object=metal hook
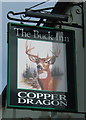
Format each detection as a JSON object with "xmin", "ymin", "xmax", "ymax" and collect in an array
[{"xmin": 7, "ymin": 11, "xmax": 25, "ymax": 22}]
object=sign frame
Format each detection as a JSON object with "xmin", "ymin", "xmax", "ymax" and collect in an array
[{"xmin": 7, "ymin": 22, "xmax": 77, "ymax": 112}]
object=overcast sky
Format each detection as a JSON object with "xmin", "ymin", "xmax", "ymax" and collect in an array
[{"xmin": 0, "ymin": 1, "xmax": 57, "ymax": 94}]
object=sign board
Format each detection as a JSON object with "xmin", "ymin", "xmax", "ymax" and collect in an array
[{"xmin": 7, "ymin": 22, "xmax": 77, "ymax": 112}]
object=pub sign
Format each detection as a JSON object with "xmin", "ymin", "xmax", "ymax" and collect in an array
[{"xmin": 7, "ymin": 22, "xmax": 77, "ymax": 112}]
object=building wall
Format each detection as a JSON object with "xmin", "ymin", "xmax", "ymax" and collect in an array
[
  {"xmin": 1, "ymin": 107, "xmax": 85, "ymax": 119},
  {"xmin": 83, "ymin": 2, "xmax": 86, "ymax": 113}
]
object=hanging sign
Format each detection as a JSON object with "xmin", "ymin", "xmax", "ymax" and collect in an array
[{"xmin": 7, "ymin": 22, "xmax": 77, "ymax": 112}]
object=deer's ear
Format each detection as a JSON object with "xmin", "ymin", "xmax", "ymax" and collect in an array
[
  {"xmin": 45, "ymin": 57, "xmax": 56, "ymax": 64},
  {"xmin": 29, "ymin": 56, "xmax": 39, "ymax": 63}
]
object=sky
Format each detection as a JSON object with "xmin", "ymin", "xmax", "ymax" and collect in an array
[{"xmin": 0, "ymin": 1, "xmax": 57, "ymax": 94}]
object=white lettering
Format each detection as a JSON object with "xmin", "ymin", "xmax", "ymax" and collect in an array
[
  {"xmin": 18, "ymin": 91, "xmax": 27, "ymax": 98},
  {"xmin": 27, "ymin": 92, "xmax": 36, "ymax": 99},
  {"xmin": 18, "ymin": 98, "xmax": 26, "ymax": 104}
]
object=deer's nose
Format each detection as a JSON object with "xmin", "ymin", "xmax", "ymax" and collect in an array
[{"xmin": 37, "ymin": 65, "xmax": 41, "ymax": 69}]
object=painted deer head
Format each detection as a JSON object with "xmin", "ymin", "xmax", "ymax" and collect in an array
[{"xmin": 25, "ymin": 40, "xmax": 60, "ymax": 90}]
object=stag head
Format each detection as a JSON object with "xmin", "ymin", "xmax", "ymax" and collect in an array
[{"xmin": 25, "ymin": 40, "xmax": 60, "ymax": 80}]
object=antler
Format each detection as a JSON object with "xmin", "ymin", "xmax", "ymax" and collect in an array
[
  {"xmin": 43, "ymin": 45, "xmax": 60, "ymax": 64},
  {"xmin": 25, "ymin": 40, "xmax": 39, "ymax": 63},
  {"xmin": 50, "ymin": 45, "xmax": 60, "ymax": 57},
  {"xmin": 26, "ymin": 40, "xmax": 35, "ymax": 55}
]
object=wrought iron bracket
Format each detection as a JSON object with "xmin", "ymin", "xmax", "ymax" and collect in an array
[
  {"xmin": 7, "ymin": 8, "xmax": 68, "ymax": 24},
  {"xmin": 7, "ymin": 3, "xmax": 83, "ymax": 29}
]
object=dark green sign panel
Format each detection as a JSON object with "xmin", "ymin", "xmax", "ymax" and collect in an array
[{"xmin": 7, "ymin": 22, "xmax": 77, "ymax": 112}]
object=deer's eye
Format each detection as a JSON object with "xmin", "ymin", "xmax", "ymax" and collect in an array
[
  {"xmin": 35, "ymin": 58, "xmax": 39, "ymax": 63},
  {"xmin": 45, "ymin": 59, "xmax": 51, "ymax": 64},
  {"xmin": 45, "ymin": 61, "xmax": 49, "ymax": 63},
  {"xmin": 45, "ymin": 57, "xmax": 56, "ymax": 64},
  {"xmin": 35, "ymin": 58, "xmax": 38, "ymax": 61}
]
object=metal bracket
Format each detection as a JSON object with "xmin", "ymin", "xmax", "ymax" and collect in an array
[
  {"xmin": 7, "ymin": 3, "xmax": 83, "ymax": 28},
  {"xmin": 7, "ymin": 8, "xmax": 68, "ymax": 24},
  {"xmin": 7, "ymin": 9, "xmax": 82, "ymax": 28}
]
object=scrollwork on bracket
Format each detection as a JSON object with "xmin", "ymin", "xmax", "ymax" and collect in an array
[
  {"xmin": 7, "ymin": 11, "xmax": 25, "ymax": 22},
  {"xmin": 65, "ymin": 2, "xmax": 83, "ymax": 27},
  {"xmin": 72, "ymin": 2, "xmax": 82, "ymax": 14},
  {"xmin": 76, "ymin": 4, "xmax": 82, "ymax": 14}
]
